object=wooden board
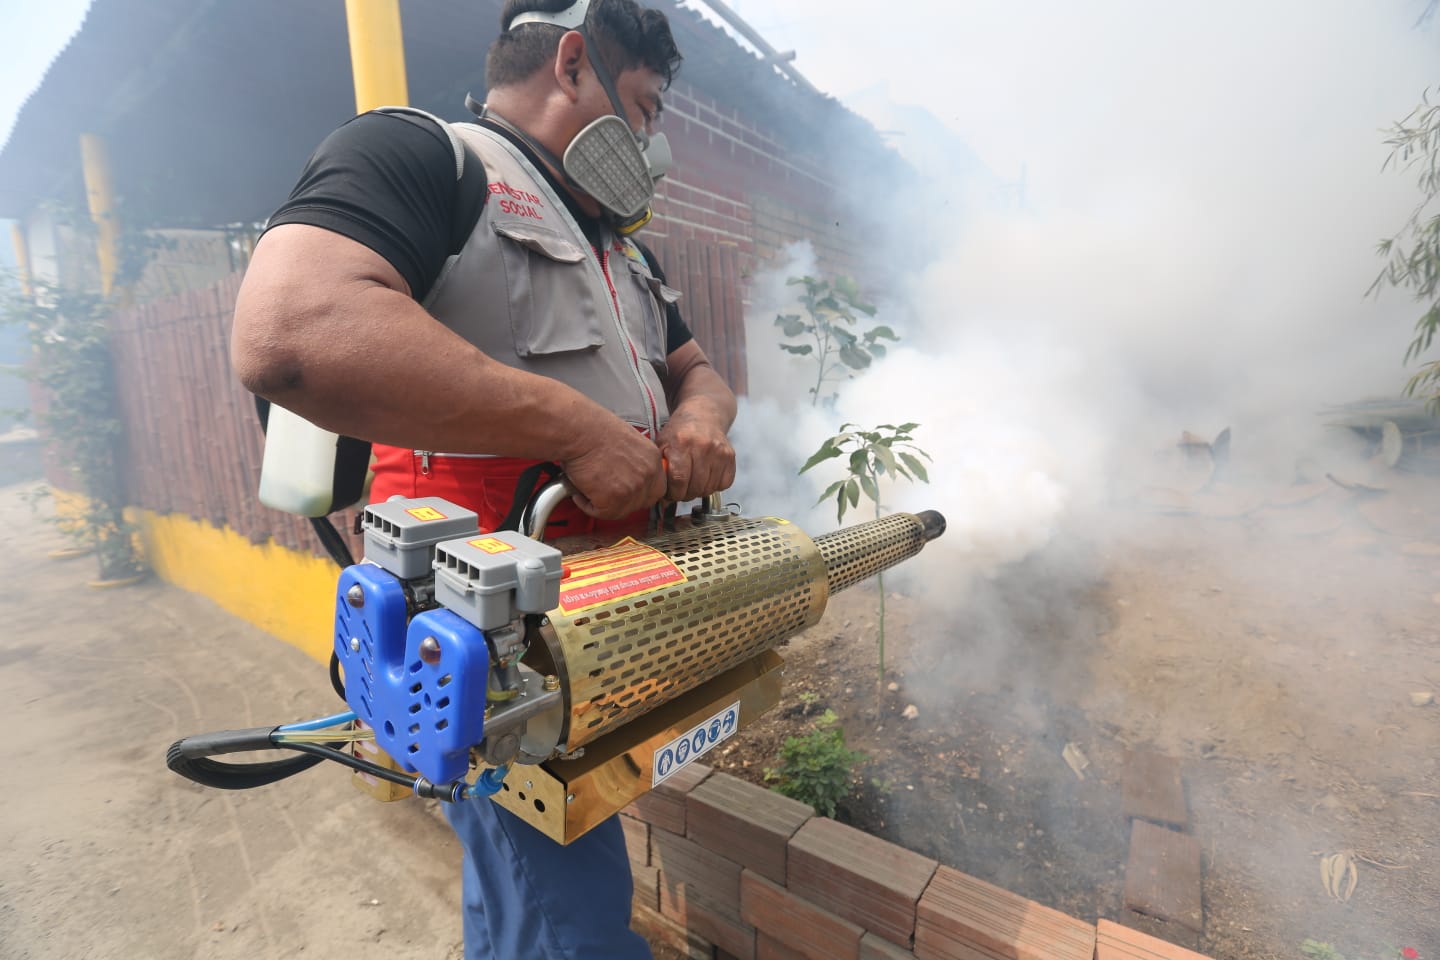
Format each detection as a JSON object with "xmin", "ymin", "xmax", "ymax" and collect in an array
[
  {"xmin": 1124, "ymin": 821, "xmax": 1203, "ymax": 932},
  {"xmin": 1122, "ymin": 750, "xmax": 1188, "ymax": 828}
]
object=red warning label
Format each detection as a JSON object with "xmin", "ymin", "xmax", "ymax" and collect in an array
[{"xmin": 557, "ymin": 537, "xmax": 687, "ymax": 614}]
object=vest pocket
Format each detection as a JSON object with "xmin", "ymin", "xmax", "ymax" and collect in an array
[
  {"xmin": 492, "ymin": 220, "xmax": 605, "ymax": 357},
  {"xmin": 624, "ymin": 257, "xmax": 679, "ymax": 371}
]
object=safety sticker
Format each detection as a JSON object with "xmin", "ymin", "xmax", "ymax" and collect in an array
[
  {"xmin": 406, "ymin": 506, "xmax": 448, "ymax": 522},
  {"xmin": 556, "ymin": 537, "xmax": 687, "ymax": 614},
  {"xmin": 467, "ymin": 537, "xmax": 514, "ymax": 555},
  {"xmin": 653, "ymin": 701, "xmax": 740, "ymax": 787}
]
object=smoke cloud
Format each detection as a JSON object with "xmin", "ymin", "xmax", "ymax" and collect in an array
[{"xmin": 725, "ymin": 2, "xmax": 1439, "ymax": 951}]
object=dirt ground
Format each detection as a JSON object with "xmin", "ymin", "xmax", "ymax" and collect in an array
[
  {"xmin": 0, "ymin": 484, "xmax": 693, "ymax": 960},
  {"xmin": 4, "ymin": 466, "xmax": 1438, "ymax": 960},
  {"xmin": 711, "ymin": 470, "xmax": 1440, "ymax": 960}
]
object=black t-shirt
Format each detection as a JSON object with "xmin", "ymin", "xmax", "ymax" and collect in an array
[{"xmin": 266, "ymin": 110, "xmax": 693, "ymax": 352}]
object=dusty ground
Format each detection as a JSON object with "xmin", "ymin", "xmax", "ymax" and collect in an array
[
  {"xmin": 713, "ymin": 470, "xmax": 1440, "ymax": 960},
  {"xmin": 0, "ymin": 484, "xmax": 692, "ymax": 960},
  {"xmin": 5, "ymin": 467, "xmax": 1438, "ymax": 960}
]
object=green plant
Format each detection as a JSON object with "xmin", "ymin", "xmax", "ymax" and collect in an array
[
  {"xmin": 764, "ymin": 709, "xmax": 867, "ymax": 818},
  {"xmin": 1, "ymin": 277, "xmax": 143, "ymax": 580},
  {"xmin": 1371, "ymin": 87, "xmax": 1440, "ymax": 408},
  {"xmin": 801, "ymin": 423, "xmax": 931, "ymax": 698},
  {"xmin": 775, "ymin": 275, "xmax": 897, "ymax": 407}
]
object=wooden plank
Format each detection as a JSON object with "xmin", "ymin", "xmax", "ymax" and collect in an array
[
  {"xmin": 914, "ymin": 866, "xmax": 1094, "ymax": 960},
  {"xmin": 687, "ymin": 770, "xmax": 811, "ymax": 885},
  {"xmin": 1095, "ymin": 918, "xmax": 1214, "ymax": 960},
  {"xmin": 741, "ymin": 870, "xmax": 863, "ymax": 960},
  {"xmin": 787, "ymin": 817, "xmax": 937, "ymax": 947},
  {"xmin": 1123, "ymin": 821, "xmax": 1203, "ymax": 933},
  {"xmin": 624, "ymin": 761, "xmax": 712, "ymax": 835},
  {"xmin": 1122, "ymin": 751, "xmax": 1187, "ymax": 828}
]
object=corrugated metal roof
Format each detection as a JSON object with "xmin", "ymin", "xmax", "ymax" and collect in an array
[{"xmin": 0, "ymin": 0, "xmax": 900, "ymax": 223}]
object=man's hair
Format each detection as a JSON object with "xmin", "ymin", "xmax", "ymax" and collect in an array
[{"xmin": 487, "ymin": 0, "xmax": 682, "ymax": 91}]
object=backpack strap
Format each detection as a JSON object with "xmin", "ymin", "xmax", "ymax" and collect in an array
[{"xmin": 372, "ymin": 105, "xmax": 488, "ymax": 255}]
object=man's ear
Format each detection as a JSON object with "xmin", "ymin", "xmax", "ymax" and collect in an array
[{"xmin": 554, "ymin": 30, "xmax": 588, "ymax": 103}]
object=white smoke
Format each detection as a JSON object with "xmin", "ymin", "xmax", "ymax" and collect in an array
[{"xmin": 733, "ymin": 1, "xmax": 1436, "ymax": 581}]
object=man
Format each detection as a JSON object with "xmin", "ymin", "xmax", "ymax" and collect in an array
[{"xmin": 231, "ymin": 1, "xmax": 736, "ymax": 956}]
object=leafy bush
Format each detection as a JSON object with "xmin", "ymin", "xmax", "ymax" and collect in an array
[
  {"xmin": 764, "ymin": 709, "xmax": 867, "ymax": 818},
  {"xmin": 774, "ymin": 275, "xmax": 896, "ymax": 407},
  {"xmin": 1, "ymin": 279, "xmax": 143, "ymax": 580}
]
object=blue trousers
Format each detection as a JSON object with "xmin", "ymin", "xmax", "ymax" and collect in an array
[{"xmin": 446, "ymin": 797, "xmax": 652, "ymax": 959}]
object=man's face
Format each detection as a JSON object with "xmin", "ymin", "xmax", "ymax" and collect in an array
[{"xmin": 574, "ymin": 54, "xmax": 665, "ymax": 141}]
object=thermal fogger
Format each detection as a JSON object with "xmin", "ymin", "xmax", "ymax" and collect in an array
[{"xmin": 167, "ymin": 487, "xmax": 945, "ymax": 844}]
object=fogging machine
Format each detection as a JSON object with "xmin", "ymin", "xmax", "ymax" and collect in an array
[{"xmin": 167, "ymin": 484, "xmax": 945, "ymax": 843}]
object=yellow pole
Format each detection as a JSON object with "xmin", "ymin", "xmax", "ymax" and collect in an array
[
  {"xmin": 10, "ymin": 222, "xmax": 33, "ymax": 297},
  {"xmin": 79, "ymin": 133, "xmax": 120, "ymax": 297},
  {"xmin": 344, "ymin": 0, "xmax": 409, "ymax": 112}
]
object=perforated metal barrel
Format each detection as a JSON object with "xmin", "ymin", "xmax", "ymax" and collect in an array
[
  {"xmin": 814, "ymin": 512, "xmax": 935, "ymax": 595},
  {"xmin": 537, "ymin": 511, "xmax": 940, "ymax": 751}
]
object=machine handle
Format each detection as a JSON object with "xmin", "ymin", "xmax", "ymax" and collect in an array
[{"xmin": 522, "ymin": 476, "xmax": 730, "ymax": 540}]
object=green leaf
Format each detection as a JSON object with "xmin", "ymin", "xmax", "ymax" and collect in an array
[
  {"xmin": 778, "ymin": 315, "xmax": 808, "ymax": 337},
  {"xmin": 839, "ymin": 344, "xmax": 872, "ymax": 370},
  {"xmin": 872, "ymin": 443, "xmax": 898, "ymax": 475},
  {"xmin": 846, "ymin": 479, "xmax": 860, "ymax": 508},
  {"xmin": 865, "ymin": 325, "xmax": 899, "ymax": 342},
  {"xmin": 835, "ymin": 482, "xmax": 848, "ymax": 523},
  {"xmin": 814, "ymin": 478, "xmax": 847, "ymax": 505},
  {"xmin": 868, "ymin": 344, "xmax": 887, "ymax": 358},
  {"xmin": 799, "ymin": 441, "xmax": 842, "ymax": 473},
  {"xmin": 780, "ymin": 344, "xmax": 814, "ymax": 355},
  {"xmin": 899, "ymin": 452, "xmax": 929, "ymax": 483},
  {"xmin": 896, "ymin": 422, "xmax": 920, "ymax": 433},
  {"xmin": 859, "ymin": 472, "xmax": 879, "ymax": 503}
]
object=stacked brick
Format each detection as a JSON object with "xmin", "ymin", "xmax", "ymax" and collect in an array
[{"xmin": 621, "ymin": 763, "xmax": 1215, "ymax": 960}]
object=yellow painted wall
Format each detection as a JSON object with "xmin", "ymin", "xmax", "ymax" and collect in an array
[
  {"xmin": 134, "ymin": 508, "xmax": 339, "ymax": 663},
  {"xmin": 56, "ymin": 490, "xmax": 337, "ymax": 663}
]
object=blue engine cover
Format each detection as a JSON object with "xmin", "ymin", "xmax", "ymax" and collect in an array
[{"xmin": 334, "ymin": 564, "xmax": 489, "ymax": 784}]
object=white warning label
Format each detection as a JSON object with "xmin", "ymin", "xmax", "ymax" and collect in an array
[{"xmin": 652, "ymin": 701, "xmax": 741, "ymax": 787}]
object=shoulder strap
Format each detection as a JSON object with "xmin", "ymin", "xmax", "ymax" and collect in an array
[{"xmin": 372, "ymin": 105, "xmax": 488, "ymax": 255}]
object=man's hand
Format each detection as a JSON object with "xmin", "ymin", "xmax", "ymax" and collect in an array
[
  {"xmin": 657, "ymin": 403, "xmax": 736, "ymax": 502},
  {"xmin": 658, "ymin": 341, "xmax": 738, "ymax": 503},
  {"xmin": 562, "ymin": 415, "xmax": 668, "ymax": 519}
]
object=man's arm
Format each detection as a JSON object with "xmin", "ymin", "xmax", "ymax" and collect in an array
[
  {"xmin": 657, "ymin": 339, "xmax": 737, "ymax": 502},
  {"xmin": 232, "ymin": 223, "xmax": 666, "ymax": 519}
]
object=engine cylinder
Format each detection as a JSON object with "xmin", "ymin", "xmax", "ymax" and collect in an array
[{"xmin": 535, "ymin": 511, "xmax": 939, "ymax": 751}]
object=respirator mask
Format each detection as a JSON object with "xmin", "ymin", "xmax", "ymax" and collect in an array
[{"xmin": 498, "ymin": 0, "xmax": 672, "ymax": 235}]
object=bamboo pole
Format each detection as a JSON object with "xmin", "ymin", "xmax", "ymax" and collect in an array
[
  {"xmin": 79, "ymin": 133, "xmax": 120, "ymax": 297},
  {"xmin": 344, "ymin": 0, "xmax": 409, "ymax": 112},
  {"xmin": 10, "ymin": 222, "xmax": 33, "ymax": 296}
]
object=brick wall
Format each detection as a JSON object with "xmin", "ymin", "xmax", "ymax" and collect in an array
[
  {"xmin": 648, "ymin": 81, "xmax": 865, "ymax": 290},
  {"xmin": 622, "ymin": 764, "xmax": 1215, "ymax": 960}
]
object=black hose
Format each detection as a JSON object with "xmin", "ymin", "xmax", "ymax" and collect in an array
[
  {"xmin": 310, "ymin": 516, "xmax": 356, "ymax": 569},
  {"xmin": 329, "ymin": 652, "xmax": 346, "ymax": 701},
  {"xmin": 280, "ymin": 741, "xmax": 421, "ymax": 791},
  {"xmin": 166, "ymin": 727, "xmax": 324, "ymax": 791}
]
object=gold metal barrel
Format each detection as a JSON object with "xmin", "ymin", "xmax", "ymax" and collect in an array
[
  {"xmin": 534, "ymin": 509, "xmax": 947, "ymax": 752},
  {"xmin": 814, "ymin": 511, "xmax": 942, "ymax": 594},
  {"xmin": 538, "ymin": 516, "xmax": 830, "ymax": 750}
]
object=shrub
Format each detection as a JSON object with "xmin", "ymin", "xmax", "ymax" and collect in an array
[{"xmin": 764, "ymin": 709, "xmax": 867, "ymax": 818}]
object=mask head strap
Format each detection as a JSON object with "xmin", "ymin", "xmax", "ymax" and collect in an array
[
  {"xmin": 506, "ymin": 0, "xmax": 640, "ymax": 147},
  {"xmin": 508, "ymin": 0, "xmax": 590, "ymax": 31}
]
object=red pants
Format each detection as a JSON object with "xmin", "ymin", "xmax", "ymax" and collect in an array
[{"xmin": 368, "ymin": 444, "xmax": 644, "ymax": 537}]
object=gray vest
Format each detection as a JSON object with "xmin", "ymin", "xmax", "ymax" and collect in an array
[{"xmin": 424, "ymin": 123, "xmax": 679, "ymax": 438}]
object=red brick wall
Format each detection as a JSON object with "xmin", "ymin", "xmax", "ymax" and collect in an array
[
  {"xmin": 623, "ymin": 763, "xmax": 1215, "ymax": 960},
  {"xmin": 648, "ymin": 81, "xmax": 863, "ymax": 289}
]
